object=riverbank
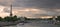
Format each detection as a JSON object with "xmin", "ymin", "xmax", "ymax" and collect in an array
[{"xmin": 0, "ymin": 20, "xmax": 21, "ymax": 26}]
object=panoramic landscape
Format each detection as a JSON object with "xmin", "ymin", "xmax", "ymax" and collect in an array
[{"xmin": 0, "ymin": 0, "xmax": 60, "ymax": 27}]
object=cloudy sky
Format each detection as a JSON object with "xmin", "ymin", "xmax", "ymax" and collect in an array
[{"xmin": 0, "ymin": 0, "xmax": 60, "ymax": 18}]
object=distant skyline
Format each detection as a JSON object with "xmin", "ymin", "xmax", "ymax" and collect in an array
[{"xmin": 0, "ymin": 0, "xmax": 60, "ymax": 18}]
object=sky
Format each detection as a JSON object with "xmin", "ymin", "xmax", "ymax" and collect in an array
[{"xmin": 0, "ymin": 0, "xmax": 60, "ymax": 18}]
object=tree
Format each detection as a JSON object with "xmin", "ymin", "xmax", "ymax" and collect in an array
[
  {"xmin": 47, "ymin": 18, "xmax": 53, "ymax": 20},
  {"xmin": 4, "ymin": 16, "xmax": 10, "ymax": 22},
  {"xmin": 24, "ymin": 17, "xmax": 27, "ymax": 20},
  {"xmin": 14, "ymin": 15, "xmax": 17, "ymax": 18},
  {"xmin": 56, "ymin": 16, "xmax": 60, "ymax": 21},
  {"xmin": 3, "ymin": 15, "xmax": 18, "ymax": 22},
  {"xmin": 12, "ymin": 15, "xmax": 18, "ymax": 21},
  {"xmin": 0, "ymin": 17, "xmax": 3, "ymax": 21},
  {"xmin": 4, "ymin": 16, "xmax": 13, "ymax": 22}
]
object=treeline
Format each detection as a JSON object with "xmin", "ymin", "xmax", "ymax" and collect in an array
[
  {"xmin": 47, "ymin": 16, "xmax": 60, "ymax": 21},
  {"xmin": 0, "ymin": 16, "xmax": 60, "ymax": 22},
  {"xmin": 0, "ymin": 15, "xmax": 27, "ymax": 22}
]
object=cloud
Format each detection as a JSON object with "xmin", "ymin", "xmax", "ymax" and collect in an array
[
  {"xmin": 0, "ymin": 0, "xmax": 60, "ymax": 8},
  {"xmin": 0, "ymin": 6, "xmax": 9, "ymax": 17},
  {"xmin": 10, "ymin": 0, "xmax": 60, "ymax": 8},
  {"xmin": 0, "ymin": 0, "xmax": 14, "ymax": 6},
  {"xmin": 3, "ymin": 7, "xmax": 60, "ymax": 18},
  {"xmin": 0, "ymin": 0, "xmax": 60, "ymax": 18}
]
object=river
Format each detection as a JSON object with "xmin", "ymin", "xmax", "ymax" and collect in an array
[{"xmin": 3, "ymin": 20, "xmax": 60, "ymax": 27}]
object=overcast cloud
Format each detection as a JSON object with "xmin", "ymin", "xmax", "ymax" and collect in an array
[{"xmin": 0, "ymin": 0, "xmax": 60, "ymax": 18}]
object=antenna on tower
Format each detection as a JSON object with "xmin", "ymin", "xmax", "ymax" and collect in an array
[{"xmin": 10, "ymin": 4, "xmax": 13, "ymax": 17}]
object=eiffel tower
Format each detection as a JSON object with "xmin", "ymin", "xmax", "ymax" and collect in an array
[{"xmin": 10, "ymin": 4, "xmax": 13, "ymax": 17}]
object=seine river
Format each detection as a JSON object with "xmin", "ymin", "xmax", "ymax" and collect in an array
[{"xmin": 3, "ymin": 20, "xmax": 60, "ymax": 27}]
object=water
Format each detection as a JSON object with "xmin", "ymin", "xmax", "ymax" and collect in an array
[{"xmin": 3, "ymin": 20, "xmax": 60, "ymax": 27}]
